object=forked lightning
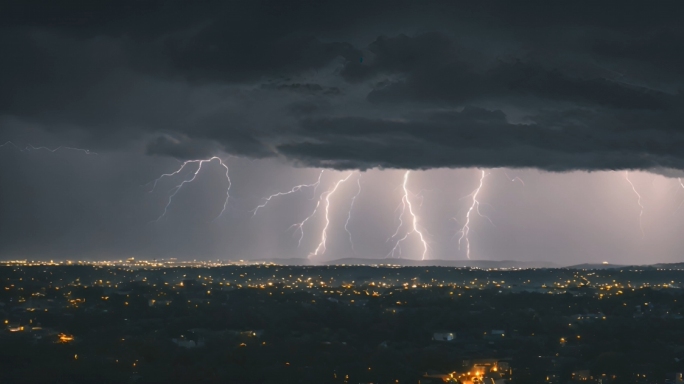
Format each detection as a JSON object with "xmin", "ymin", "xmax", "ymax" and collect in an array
[
  {"xmin": 387, "ymin": 171, "xmax": 428, "ymax": 260},
  {"xmin": 149, "ymin": 157, "xmax": 231, "ymax": 222},
  {"xmin": 252, "ymin": 170, "xmax": 324, "ymax": 216}
]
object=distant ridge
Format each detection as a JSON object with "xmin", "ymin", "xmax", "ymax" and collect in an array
[
  {"xmin": 565, "ymin": 262, "xmax": 684, "ymax": 270},
  {"xmin": 253, "ymin": 258, "xmax": 311, "ymax": 266},
  {"xmin": 650, "ymin": 262, "xmax": 684, "ymax": 269},
  {"xmin": 252, "ymin": 258, "xmax": 684, "ymax": 270},
  {"xmin": 326, "ymin": 258, "xmax": 560, "ymax": 268},
  {"xmin": 255, "ymin": 257, "xmax": 558, "ymax": 269},
  {"xmin": 564, "ymin": 263, "xmax": 628, "ymax": 270}
]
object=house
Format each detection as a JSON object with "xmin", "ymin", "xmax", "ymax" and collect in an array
[
  {"xmin": 239, "ymin": 330, "xmax": 264, "ymax": 338},
  {"xmin": 172, "ymin": 338, "xmax": 201, "ymax": 348},
  {"xmin": 172, "ymin": 334, "xmax": 205, "ymax": 348},
  {"xmin": 571, "ymin": 370, "xmax": 591, "ymax": 381},
  {"xmin": 484, "ymin": 329, "xmax": 506, "ymax": 341},
  {"xmin": 432, "ymin": 331, "xmax": 455, "ymax": 342},
  {"xmin": 148, "ymin": 299, "xmax": 172, "ymax": 307},
  {"xmin": 664, "ymin": 372, "xmax": 684, "ymax": 384}
]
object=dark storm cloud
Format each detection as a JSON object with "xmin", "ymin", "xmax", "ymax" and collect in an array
[
  {"xmin": 145, "ymin": 135, "xmax": 220, "ymax": 160},
  {"xmin": 363, "ymin": 54, "xmax": 671, "ymax": 110},
  {"xmin": 278, "ymin": 106, "xmax": 684, "ymax": 171},
  {"xmin": 340, "ymin": 32, "xmax": 465, "ymax": 84},
  {"xmin": 162, "ymin": 32, "xmax": 358, "ymax": 83},
  {"xmin": 2, "ymin": 0, "xmax": 684, "ymax": 171},
  {"xmin": 602, "ymin": 30, "xmax": 684, "ymax": 70},
  {"xmin": 260, "ymin": 83, "xmax": 341, "ymax": 96}
]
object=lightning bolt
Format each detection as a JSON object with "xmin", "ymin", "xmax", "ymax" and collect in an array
[
  {"xmin": 1, "ymin": 141, "xmax": 96, "ymax": 154},
  {"xmin": 216, "ymin": 160, "xmax": 231, "ymax": 220},
  {"xmin": 389, "ymin": 191, "xmax": 407, "ymax": 240},
  {"xmin": 503, "ymin": 171, "xmax": 525, "ymax": 186},
  {"xmin": 252, "ymin": 170, "xmax": 324, "ymax": 216},
  {"xmin": 387, "ymin": 171, "xmax": 428, "ymax": 260},
  {"xmin": 147, "ymin": 160, "xmax": 199, "ymax": 193},
  {"xmin": 624, "ymin": 171, "xmax": 644, "ymax": 237},
  {"xmin": 24, "ymin": 144, "xmax": 96, "ymax": 155},
  {"xmin": 676, "ymin": 178, "xmax": 684, "ymax": 210},
  {"xmin": 310, "ymin": 172, "xmax": 354, "ymax": 258},
  {"xmin": 0, "ymin": 141, "xmax": 20, "ymax": 150},
  {"xmin": 344, "ymin": 174, "xmax": 362, "ymax": 255},
  {"xmin": 150, "ymin": 157, "xmax": 231, "ymax": 222},
  {"xmin": 457, "ymin": 169, "xmax": 491, "ymax": 260},
  {"xmin": 290, "ymin": 198, "xmax": 323, "ymax": 247},
  {"xmin": 415, "ymin": 189, "xmax": 439, "ymax": 207}
]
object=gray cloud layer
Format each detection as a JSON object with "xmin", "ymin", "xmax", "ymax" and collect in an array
[{"xmin": 2, "ymin": 1, "xmax": 684, "ymax": 171}]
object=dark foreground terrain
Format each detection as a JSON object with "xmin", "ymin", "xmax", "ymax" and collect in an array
[{"xmin": 2, "ymin": 261, "xmax": 684, "ymax": 383}]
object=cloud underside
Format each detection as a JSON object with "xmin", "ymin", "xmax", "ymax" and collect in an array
[{"xmin": 2, "ymin": 1, "xmax": 684, "ymax": 171}]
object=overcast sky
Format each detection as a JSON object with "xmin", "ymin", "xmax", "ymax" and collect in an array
[{"xmin": 2, "ymin": 1, "xmax": 684, "ymax": 265}]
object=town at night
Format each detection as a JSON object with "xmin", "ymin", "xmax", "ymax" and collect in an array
[{"xmin": 3, "ymin": 260, "xmax": 684, "ymax": 383}]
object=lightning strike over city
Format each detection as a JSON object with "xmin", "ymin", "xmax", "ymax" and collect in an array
[
  {"xmin": 309, "ymin": 172, "xmax": 354, "ymax": 258},
  {"xmin": 148, "ymin": 160, "xmax": 201, "ymax": 193},
  {"xmin": 503, "ymin": 171, "xmax": 525, "ymax": 186},
  {"xmin": 1, "ymin": 141, "xmax": 96, "ymax": 155},
  {"xmin": 389, "ymin": 192, "xmax": 407, "ymax": 242},
  {"xmin": 387, "ymin": 171, "xmax": 429, "ymax": 260},
  {"xmin": 1, "ymin": 141, "xmax": 21, "ymax": 150},
  {"xmin": 624, "ymin": 171, "xmax": 645, "ymax": 237},
  {"xmin": 457, "ymin": 169, "xmax": 491, "ymax": 260},
  {"xmin": 150, "ymin": 157, "xmax": 231, "ymax": 223},
  {"xmin": 289, "ymin": 185, "xmax": 328, "ymax": 248},
  {"xmin": 252, "ymin": 170, "xmax": 324, "ymax": 216},
  {"xmin": 344, "ymin": 174, "xmax": 362, "ymax": 254},
  {"xmin": 5, "ymin": 0, "xmax": 684, "ymax": 265}
]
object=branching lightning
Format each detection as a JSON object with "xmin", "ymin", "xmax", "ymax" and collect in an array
[
  {"xmin": 148, "ymin": 160, "xmax": 198, "ymax": 193},
  {"xmin": 415, "ymin": 189, "xmax": 439, "ymax": 207},
  {"xmin": 150, "ymin": 157, "xmax": 231, "ymax": 222},
  {"xmin": 389, "ymin": 195, "xmax": 407, "ymax": 240},
  {"xmin": 24, "ymin": 144, "xmax": 96, "ymax": 155},
  {"xmin": 624, "ymin": 171, "xmax": 644, "ymax": 237},
  {"xmin": 289, "ymin": 172, "xmax": 354, "ymax": 254},
  {"xmin": 1, "ymin": 141, "xmax": 96, "ymax": 155},
  {"xmin": 344, "ymin": 174, "xmax": 362, "ymax": 254},
  {"xmin": 0, "ymin": 141, "xmax": 20, "ymax": 150},
  {"xmin": 310, "ymin": 172, "xmax": 354, "ymax": 258},
  {"xmin": 503, "ymin": 171, "xmax": 525, "ymax": 186},
  {"xmin": 457, "ymin": 169, "xmax": 491, "ymax": 260},
  {"xmin": 252, "ymin": 170, "xmax": 324, "ymax": 216},
  {"xmin": 290, "ymin": 199, "xmax": 323, "ymax": 247},
  {"xmin": 387, "ymin": 171, "xmax": 428, "ymax": 260},
  {"xmin": 216, "ymin": 160, "xmax": 232, "ymax": 220},
  {"xmin": 676, "ymin": 178, "xmax": 684, "ymax": 210}
]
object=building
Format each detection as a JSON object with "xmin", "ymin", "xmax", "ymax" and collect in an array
[{"xmin": 432, "ymin": 331, "xmax": 455, "ymax": 342}]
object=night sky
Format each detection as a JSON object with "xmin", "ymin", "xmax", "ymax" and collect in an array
[{"xmin": 2, "ymin": 1, "xmax": 684, "ymax": 264}]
